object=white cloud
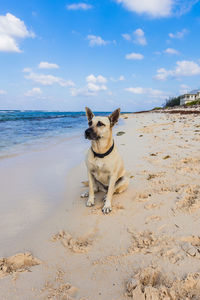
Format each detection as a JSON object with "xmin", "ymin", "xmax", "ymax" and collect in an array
[
  {"xmin": 122, "ymin": 33, "xmax": 131, "ymax": 41},
  {"xmin": 87, "ymin": 35, "xmax": 108, "ymax": 47},
  {"xmin": 86, "ymin": 74, "xmax": 107, "ymax": 84},
  {"xmin": 24, "ymin": 87, "xmax": 42, "ymax": 97},
  {"xmin": 38, "ymin": 62, "xmax": 59, "ymax": 69},
  {"xmin": 125, "ymin": 52, "xmax": 144, "ymax": 60},
  {"xmin": 125, "ymin": 86, "xmax": 165, "ymax": 98},
  {"xmin": 155, "ymin": 60, "xmax": 200, "ymax": 80},
  {"xmin": 0, "ymin": 13, "xmax": 34, "ymax": 52},
  {"xmin": 66, "ymin": 3, "xmax": 92, "ymax": 10},
  {"xmin": 164, "ymin": 48, "xmax": 180, "ymax": 55},
  {"xmin": 116, "ymin": 0, "xmax": 198, "ymax": 17},
  {"xmin": 116, "ymin": 0, "xmax": 173, "ymax": 17},
  {"xmin": 133, "ymin": 28, "xmax": 147, "ymax": 45},
  {"xmin": 110, "ymin": 75, "xmax": 125, "ymax": 82},
  {"xmin": 71, "ymin": 74, "xmax": 107, "ymax": 96},
  {"xmin": 154, "ymin": 68, "xmax": 171, "ymax": 80},
  {"xmin": 23, "ymin": 67, "xmax": 32, "ymax": 73},
  {"xmin": 0, "ymin": 89, "xmax": 7, "ymax": 95},
  {"xmin": 122, "ymin": 29, "xmax": 147, "ymax": 45},
  {"xmin": 169, "ymin": 29, "xmax": 188, "ymax": 39},
  {"xmin": 25, "ymin": 72, "xmax": 75, "ymax": 87}
]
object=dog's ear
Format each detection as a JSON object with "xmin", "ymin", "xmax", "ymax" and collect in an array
[
  {"xmin": 109, "ymin": 108, "xmax": 120, "ymax": 127},
  {"xmin": 85, "ymin": 107, "xmax": 94, "ymax": 122}
]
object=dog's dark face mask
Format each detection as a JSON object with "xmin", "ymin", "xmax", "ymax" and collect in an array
[{"xmin": 85, "ymin": 126, "xmax": 100, "ymax": 140}]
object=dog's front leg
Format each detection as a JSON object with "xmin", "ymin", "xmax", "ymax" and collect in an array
[
  {"xmin": 102, "ymin": 175, "xmax": 117, "ymax": 214},
  {"xmin": 86, "ymin": 171, "xmax": 95, "ymax": 207}
]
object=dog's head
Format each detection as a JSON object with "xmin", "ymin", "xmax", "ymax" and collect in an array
[{"xmin": 84, "ymin": 107, "xmax": 120, "ymax": 140}]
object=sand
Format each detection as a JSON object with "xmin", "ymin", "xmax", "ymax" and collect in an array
[{"xmin": 1, "ymin": 112, "xmax": 200, "ymax": 299}]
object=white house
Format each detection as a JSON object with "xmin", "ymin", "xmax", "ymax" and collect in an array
[{"xmin": 180, "ymin": 90, "xmax": 200, "ymax": 105}]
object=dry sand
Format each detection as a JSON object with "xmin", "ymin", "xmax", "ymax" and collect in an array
[{"xmin": 0, "ymin": 112, "xmax": 200, "ymax": 299}]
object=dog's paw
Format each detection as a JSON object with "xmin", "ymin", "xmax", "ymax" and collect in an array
[
  {"xmin": 81, "ymin": 192, "xmax": 89, "ymax": 198},
  {"xmin": 102, "ymin": 204, "xmax": 112, "ymax": 214},
  {"xmin": 86, "ymin": 199, "xmax": 95, "ymax": 207}
]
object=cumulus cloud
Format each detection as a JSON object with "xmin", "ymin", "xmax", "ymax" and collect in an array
[
  {"xmin": 133, "ymin": 29, "xmax": 147, "ymax": 45},
  {"xmin": 164, "ymin": 48, "xmax": 180, "ymax": 55},
  {"xmin": 115, "ymin": 0, "xmax": 198, "ymax": 17},
  {"xmin": 24, "ymin": 87, "xmax": 42, "ymax": 97},
  {"xmin": 116, "ymin": 0, "xmax": 173, "ymax": 17},
  {"xmin": 0, "ymin": 89, "xmax": 7, "ymax": 95},
  {"xmin": 66, "ymin": 3, "xmax": 92, "ymax": 10},
  {"xmin": 110, "ymin": 75, "xmax": 125, "ymax": 81},
  {"xmin": 25, "ymin": 72, "xmax": 75, "ymax": 87},
  {"xmin": 169, "ymin": 29, "xmax": 188, "ymax": 39},
  {"xmin": 155, "ymin": 60, "xmax": 200, "ymax": 80},
  {"xmin": 86, "ymin": 74, "xmax": 107, "ymax": 84},
  {"xmin": 87, "ymin": 35, "xmax": 109, "ymax": 47},
  {"xmin": 23, "ymin": 67, "xmax": 32, "ymax": 73},
  {"xmin": 125, "ymin": 86, "xmax": 165, "ymax": 98},
  {"xmin": 38, "ymin": 62, "xmax": 59, "ymax": 69},
  {"xmin": 122, "ymin": 28, "xmax": 147, "ymax": 45},
  {"xmin": 0, "ymin": 13, "xmax": 34, "ymax": 52},
  {"xmin": 122, "ymin": 33, "xmax": 131, "ymax": 41},
  {"xmin": 125, "ymin": 52, "xmax": 144, "ymax": 60},
  {"xmin": 71, "ymin": 74, "xmax": 107, "ymax": 96}
]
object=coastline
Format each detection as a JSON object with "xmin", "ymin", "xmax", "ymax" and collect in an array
[{"xmin": 1, "ymin": 111, "xmax": 200, "ymax": 299}]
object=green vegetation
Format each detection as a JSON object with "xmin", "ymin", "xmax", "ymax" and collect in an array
[
  {"xmin": 185, "ymin": 99, "xmax": 200, "ymax": 106},
  {"xmin": 152, "ymin": 107, "xmax": 162, "ymax": 110},
  {"xmin": 164, "ymin": 96, "xmax": 181, "ymax": 107}
]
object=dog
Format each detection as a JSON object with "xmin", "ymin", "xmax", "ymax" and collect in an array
[{"xmin": 82, "ymin": 107, "xmax": 129, "ymax": 214}]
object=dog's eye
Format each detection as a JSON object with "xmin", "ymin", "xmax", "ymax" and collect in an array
[
  {"xmin": 88, "ymin": 121, "xmax": 92, "ymax": 126},
  {"xmin": 97, "ymin": 121, "xmax": 105, "ymax": 127}
]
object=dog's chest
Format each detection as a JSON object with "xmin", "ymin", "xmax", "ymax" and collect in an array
[{"xmin": 90, "ymin": 159, "xmax": 110, "ymax": 184}]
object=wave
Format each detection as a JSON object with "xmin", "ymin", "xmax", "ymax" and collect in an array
[{"xmin": 0, "ymin": 112, "xmax": 85, "ymax": 123}]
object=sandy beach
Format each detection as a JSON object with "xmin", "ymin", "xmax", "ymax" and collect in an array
[{"xmin": 1, "ymin": 111, "xmax": 200, "ymax": 300}]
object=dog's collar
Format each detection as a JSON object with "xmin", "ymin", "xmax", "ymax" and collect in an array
[{"xmin": 91, "ymin": 142, "xmax": 114, "ymax": 158}]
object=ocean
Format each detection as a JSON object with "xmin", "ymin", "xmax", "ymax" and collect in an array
[{"xmin": 0, "ymin": 110, "xmax": 112, "ymax": 159}]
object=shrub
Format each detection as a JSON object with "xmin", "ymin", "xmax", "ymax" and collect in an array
[{"xmin": 186, "ymin": 99, "xmax": 200, "ymax": 106}]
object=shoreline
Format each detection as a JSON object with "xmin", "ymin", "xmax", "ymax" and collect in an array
[{"xmin": 1, "ymin": 112, "xmax": 200, "ymax": 299}]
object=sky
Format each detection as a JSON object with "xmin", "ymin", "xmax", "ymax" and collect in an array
[{"xmin": 0, "ymin": 0, "xmax": 200, "ymax": 112}]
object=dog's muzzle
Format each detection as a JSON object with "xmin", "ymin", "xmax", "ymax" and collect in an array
[{"xmin": 85, "ymin": 128, "xmax": 99, "ymax": 140}]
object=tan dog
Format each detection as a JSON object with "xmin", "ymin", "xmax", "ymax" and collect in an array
[{"xmin": 82, "ymin": 107, "xmax": 129, "ymax": 214}]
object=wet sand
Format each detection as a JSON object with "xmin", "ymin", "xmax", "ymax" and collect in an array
[{"xmin": 1, "ymin": 112, "xmax": 200, "ymax": 299}]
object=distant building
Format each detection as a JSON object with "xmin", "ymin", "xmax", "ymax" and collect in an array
[{"xmin": 180, "ymin": 90, "xmax": 200, "ymax": 105}]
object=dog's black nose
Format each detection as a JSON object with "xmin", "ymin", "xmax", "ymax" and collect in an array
[{"xmin": 85, "ymin": 128, "xmax": 92, "ymax": 139}]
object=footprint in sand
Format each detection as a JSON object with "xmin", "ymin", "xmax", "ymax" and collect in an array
[
  {"xmin": 0, "ymin": 253, "xmax": 41, "ymax": 279},
  {"xmin": 52, "ymin": 230, "xmax": 95, "ymax": 253},
  {"xmin": 176, "ymin": 185, "xmax": 200, "ymax": 213},
  {"xmin": 41, "ymin": 268, "xmax": 79, "ymax": 299},
  {"xmin": 126, "ymin": 266, "xmax": 200, "ymax": 300}
]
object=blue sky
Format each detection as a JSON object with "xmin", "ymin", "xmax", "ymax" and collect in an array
[{"xmin": 0, "ymin": 0, "xmax": 200, "ymax": 111}]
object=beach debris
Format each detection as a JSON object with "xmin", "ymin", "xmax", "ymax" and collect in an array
[
  {"xmin": 0, "ymin": 253, "xmax": 41, "ymax": 278},
  {"xmin": 125, "ymin": 266, "xmax": 200, "ymax": 300},
  {"xmin": 150, "ymin": 153, "xmax": 157, "ymax": 156},
  {"xmin": 52, "ymin": 230, "xmax": 93, "ymax": 253},
  {"xmin": 163, "ymin": 155, "xmax": 171, "ymax": 159},
  {"xmin": 147, "ymin": 174, "xmax": 157, "ymax": 180},
  {"xmin": 116, "ymin": 131, "xmax": 125, "ymax": 136}
]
